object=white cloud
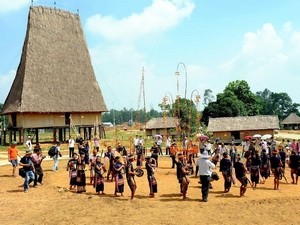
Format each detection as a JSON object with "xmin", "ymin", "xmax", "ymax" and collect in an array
[
  {"xmin": 283, "ymin": 21, "xmax": 292, "ymax": 33},
  {"xmin": 242, "ymin": 23, "xmax": 284, "ymax": 57},
  {"xmin": 86, "ymin": 0, "xmax": 195, "ymax": 42},
  {"xmin": 0, "ymin": 0, "xmax": 28, "ymax": 14},
  {"xmin": 0, "ymin": 70, "xmax": 15, "ymax": 103}
]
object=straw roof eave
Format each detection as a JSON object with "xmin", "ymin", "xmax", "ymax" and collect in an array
[{"xmin": 207, "ymin": 115, "xmax": 280, "ymax": 132}]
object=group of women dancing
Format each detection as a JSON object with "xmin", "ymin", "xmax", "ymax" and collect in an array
[{"xmin": 66, "ymin": 148, "xmax": 158, "ymax": 199}]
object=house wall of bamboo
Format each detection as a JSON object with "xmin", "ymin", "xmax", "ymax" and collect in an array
[
  {"xmin": 211, "ymin": 129, "xmax": 275, "ymax": 142},
  {"xmin": 8, "ymin": 112, "xmax": 102, "ymax": 128}
]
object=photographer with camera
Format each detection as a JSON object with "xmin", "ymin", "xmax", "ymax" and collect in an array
[{"xmin": 19, "ymin": 150, "xmax": 35, "ymax": 193}]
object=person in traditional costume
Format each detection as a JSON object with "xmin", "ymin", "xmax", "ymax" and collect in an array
[
  {"xmin": 136, "ymin": 142, "xmax": 144, "ymax": 168},
  {"xmin": 250, "ymin": 150, "xmax": 261, "ymax": 189},
  {"xmin": 125, "ymin": 154, "xmax": 137, "ymax": 199},
  {"xmin": 145, "ymin": 156, "xmax": 157, "ymax": 197},
  {"xmin": 170, "ymin": 142, "xmax": 177, "ymax": 169},
  {"xmin": 176, "ymin": 153, "xmax": 190, "ymax": 200},
  {"xmin": 150, "ymin": 142, "xmax": 159, "ymax": 167},
  {"xmin": 270, "ymin": 149, "xmax": 283, "ymax": 190},
  {"xmin": 260, "ymin": 149, "xmax": 270, "ymax": 183},
  {"xmin": 278, "ymin": 148, "xmax": 287, "ymax": 172},
  {"xmin": 233, "ymin": 154, "xmax": 248, "ymax": 197},
  {"xmin": 113, "ymin": 156, "xmax": 124, "ymax": 197},
  {"xmin": 67, "ymin": 153, "xmax": 78, "ymax": 190},
  {"xmin": 105, "ymin": 146, "xmax": 115, "ymax": 182},
  {"xmin": 94, "ymin": 156, "xmax": 105, "ymax": 195},
  {"xmin": 89, "ymin": 149, "xmax": 97, "ymax": 185},
  {"xmin": 76, "ymin": 152, "xmax": 86, "ymax": 193},
  {"xmin": 289, "ymin": 150, "xmax": 300, "ymax": 184},
  {"xmin": 219, "ymin": 152, "xmax": 232, "ymax": 193}
]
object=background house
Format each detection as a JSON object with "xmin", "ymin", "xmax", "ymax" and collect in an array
[
  {"xmin": 281, "ymin": 113, "xmax": 300, "ymax": 130},
  {"xmin": 207, "ymin": 115, "xmax": 280, "ymax": 143},
  {"xmin": 1, "ymin": 6, "xmax": 107, "ymax": 144},
  {"xmin": 145, "ymin": 117, "xmax": 178, "ymax": 137}
]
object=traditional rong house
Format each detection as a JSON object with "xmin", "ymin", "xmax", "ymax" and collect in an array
[
  {"xmin": 207, "ymin": 115, "xmax": 280, "ymax": 143},
  {"xmin": 281, "ymin": 113, "xmax": 300, "ymax": 130},
  {"xmin": 1, "ymin": 6, "xmax": 107, "ymax": 144},
  {"xmin": 145, "ymin": 117, "xmax": 178, "ymax": 137}
]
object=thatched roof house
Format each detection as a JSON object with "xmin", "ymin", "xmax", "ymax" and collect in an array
[
  {"xmin": 1, "ymin": 6, "xmax": 107, "ymax": 144},
  {"xmin": 145, "ymin": 117, "xmax": 178, "ymax": 136},
  {"xmin": 281, "ymin": 113, "xmax": 300, "ymax": 130},
  {"xmin": 207, "ymin": 115, "xmax": 279, "ymax": 142}
]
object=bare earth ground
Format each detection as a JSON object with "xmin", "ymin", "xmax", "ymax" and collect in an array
[{"xmin": 1, "ymin": 155, "xmax": 300, "ymax": 225}]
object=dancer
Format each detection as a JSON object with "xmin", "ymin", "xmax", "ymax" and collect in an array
[
  {"xmin": 125, "ymin": 154, "xmax": 137, "ymax": 199},
  {"xmin": 105, "ymin": 146, "xmax": 115, "ymax": 182},
  {"xmin": 260, "ymin": 149, "xmax": 270, "ymax": 183},
  {"xmin": 145, "ymin": 156, "xmax": 157, "ymax": 197},
  {"xmin": 89, "ymin": 149, "xmax": 97, "ymax": 185},
  {"xmin": 76, "ymin": 152, "xmax": 86, "ymax": 193},
  {"xmin": 67, "ymin": 153, "xmax": 78, "ymax": 190},
  {"xmin": 94, "ymin": 156, "xmax": 105, "ymax": 195},
  {"xmin": 289, "ymin": 150, "xmax": 300, "ymax": 184},
  {"xmin": 176, "ymin": 153, "xmax": 190, "ymax": 200},
  {"xmin": 219, "ymin": 152, "xmax": 232, "ymax": 193},
  {"xmin": 270, "ymin": 150, "xmax": 283, "ymax": 190},
  {"xmin": 250, "ymin": 150, "xmax": 261, "ymax": 189},
  {"xmin": 113, "ymin": 156, "xmax": 124, "ymax": 197},
  {"xmin": 233, "ymin": 154, "xmax": 248, "ymax": 197}
]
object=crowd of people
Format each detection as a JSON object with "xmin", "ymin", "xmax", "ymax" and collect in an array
[{"xmin": 6, "ymin": 135, "xmax": 300, "ymax": 202}]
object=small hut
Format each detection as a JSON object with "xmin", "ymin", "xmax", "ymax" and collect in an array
[
  {"xmin": 145, "ymin": 117, "xmax": 178, "ymax": 137},
  {"xmin": 281, "ymin": 113, "xmax": 300, "ymax": 130},
  {"xmin": 207, "ymin": 115, "xmax": 279, "ymax": 143},
  {"xmin": 1, "ymin": 6, "xmax": 107, "ymax": 144}
]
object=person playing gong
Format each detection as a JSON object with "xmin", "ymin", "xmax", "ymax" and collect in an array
[{"xmin": 145, "ymin": 156, "xmax": 157, "ymax": 197}]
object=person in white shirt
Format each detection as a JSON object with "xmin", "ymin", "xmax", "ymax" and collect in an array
[
  {"xmin": 133, "ymin": 135, "xmax": 139, "ymax": 151},
  {"xmin": 68, "ymin": 136, "xmax": 75, "ymax": 158},
  {"xmin": 25, "ymin": 136, "xmax": 32, "ymax": 150},
  {"xmin": 205, "ymin": 141, "xmax": 212, "ymax": 155},
  {"xmin": 166, "ymin": 136, "xmax": 172, "ymax": 155},
  {"xmin": 156, "ymin": 136, "xmax": 163, "ymax": 155},
  {"xmin": 197, "ymin": 151, "xmax": 215, "ymax": 202}
]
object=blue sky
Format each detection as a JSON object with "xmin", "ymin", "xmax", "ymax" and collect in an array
[{"xmin": 0, "ymin": 0, "xmax": 299, "ymax": 111}]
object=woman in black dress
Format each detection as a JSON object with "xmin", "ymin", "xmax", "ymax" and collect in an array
[{"xmin": 220, "ymin": 152, "xmax": 232, "ymax": 193}]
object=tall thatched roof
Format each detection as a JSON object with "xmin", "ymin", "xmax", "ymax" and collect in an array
[
  {"xmin": 146, "ymin": 117, "xmax": 178, "ymax": 129},
  {"xmin": 1, "ymin": 6, "xmax": 107, "ymax": 114},
  {"xmin": 207, "ymin": 115, "xmax": 279, "ymax": 132},
  {"xmin": 281, "ymin": 113, "xmax": 300, "ymax": 124}
]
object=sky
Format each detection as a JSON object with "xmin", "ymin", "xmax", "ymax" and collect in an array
[{"xmin": 0, "ymin": 0, "xmax": 300, "ymax": 112}]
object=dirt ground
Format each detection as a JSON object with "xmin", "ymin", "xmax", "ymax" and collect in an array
[{"xmin": 1, "ymin": 154, "xmax": 300, "ymax": 225}]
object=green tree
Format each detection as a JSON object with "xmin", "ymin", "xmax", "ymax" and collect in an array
[
  {"xmin": 171, "ymin": 98, "xmax": 199, "ymax": 135},
  {"xmin": 225, "ymin": 80, "xmax": 261, "ymax": 115},
  {"xmin": 201, "ymin": 80, "xmax": 261, "ymax": 125},
  {"xmin": 256, "ymin": 89, "xmax": 300, "ymax": 120}
]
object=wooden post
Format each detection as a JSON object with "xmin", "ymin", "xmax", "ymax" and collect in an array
[{"xmin": 35, "ymin": 128, "xmax": 39, "ymax": 144}]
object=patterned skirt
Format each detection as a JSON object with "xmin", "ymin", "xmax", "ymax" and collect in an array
[
  {"xmin": 115, "ymin": 173, "xmax": 124, "ymax": 193},
  {"xmin": 69, "ymin": 169, "xmax": 77, "ymax": 185},
  {"xmin": 147, "ymin": 176, "xmax": 157, "ymax": 193},
  {"xmin": 250, "ymin": 166, "xmax": 260, "ymax": 183},
  {"xmin": 95, "ymin": 173, "xmax": 104, "ymax": 192},
  {"xmin": 76, "ymin": 170, "xmax": 86, "ymax": 186}
]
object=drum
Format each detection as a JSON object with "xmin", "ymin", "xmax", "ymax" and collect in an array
[
  {"xmin": 135, "ymin": 168, "xmax": 144, "ymax": 177},
  {"xmin": 210, "ymin": 172, "xmax": 219, "ymax": 181}
]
